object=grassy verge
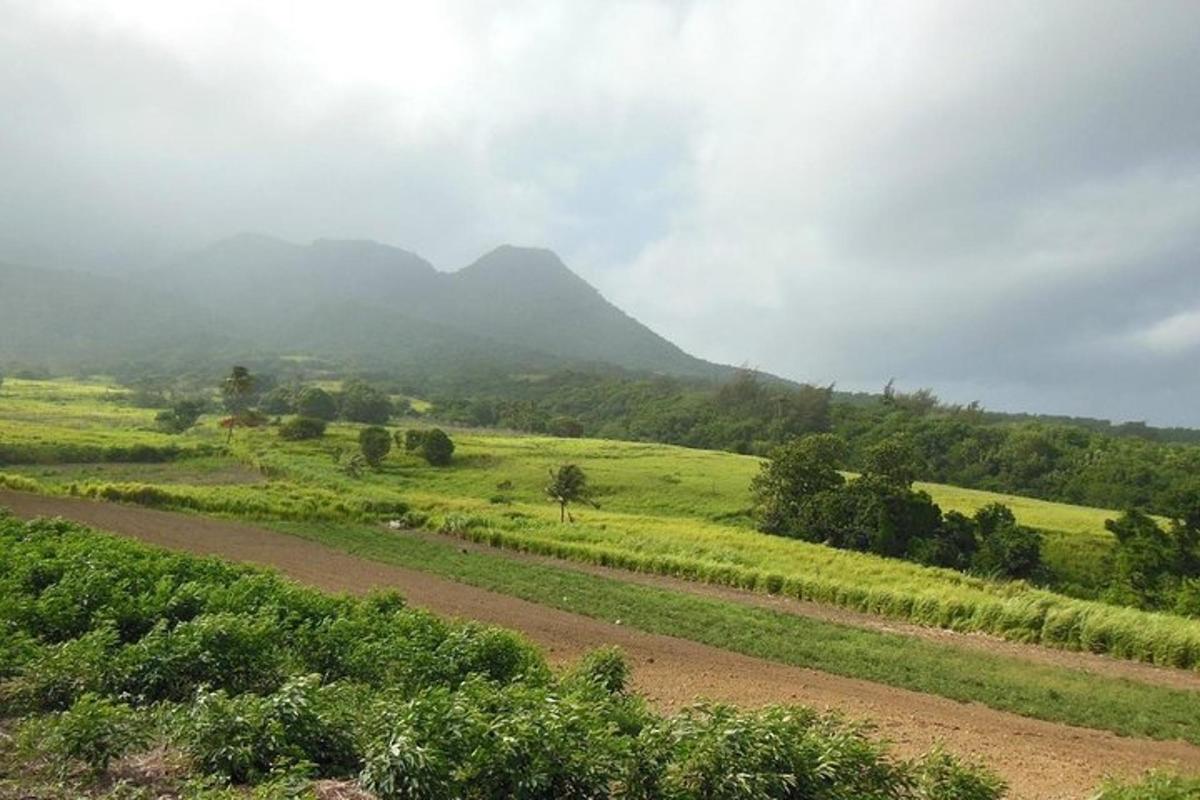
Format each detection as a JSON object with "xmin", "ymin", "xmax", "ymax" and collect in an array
[{"xmin": 269, "ymin": 519, "xmax": 1200, "ymax": 745}]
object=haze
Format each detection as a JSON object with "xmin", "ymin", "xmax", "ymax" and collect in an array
[{"xmin": 2, "ymin": 0, "xmax": 1198, "ymax": 425}]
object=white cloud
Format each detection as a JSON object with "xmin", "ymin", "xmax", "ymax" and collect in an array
[{"xmin": 3, "ymin": 0, "xmax": 1200, "ymax": 423}]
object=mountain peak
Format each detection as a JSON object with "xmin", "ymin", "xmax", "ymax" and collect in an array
[{"xmin": 458, "ymin": 245, "xmax": 579, "ymax": 282}]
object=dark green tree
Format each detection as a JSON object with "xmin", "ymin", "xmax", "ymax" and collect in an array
[
  {"xmin": 420, "ymin": 428, "xmax": 455, "ymax": 466},
  {"xmin": 752, "ymin": 434, "xmax": 847, "ymax": 534},
  {"xmin": 862, "ymin": 435, "xmax": 919, "ymax": 489},
  {"xmin": 295, "ymin": 387, "xmax": 337, "ymax": 421},
  {"xmin": 358, "ymin": 426, "xmax": 392, "ymax": 468},
  {"xmin": 546, "ymin": 463, "xmax": 597, "ymax": 523},
  {"xmin": 340, "ymin": 381, "xmax": 393, "ymax": 424},
  {"xmin": 279, "ymin": 417, "xmax": 327, "ymax": 441}
]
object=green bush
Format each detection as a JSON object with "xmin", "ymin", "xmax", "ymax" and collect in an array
[
  {"xmin": 359, "ymin": 426, "xmax": 392, "ymax": 468},
  {"xmin": 0, "ymin": 515, "xmax": 1005, "ymax": 799},
  {"xmin": 420, "ymin": 428, "xmax": 454, "ymax": 466},
  {"xmin": 35, "ymin": 692, "xmax": 146, "ymax": 775},
  {"xmin": 279, "ymin": 416, "xmax": 327, "ymax": 441}
]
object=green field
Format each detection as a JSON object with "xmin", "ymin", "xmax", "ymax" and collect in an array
[{"xmin": 3, "ymin": 377, "xmax": 1200, "ymax": 671}]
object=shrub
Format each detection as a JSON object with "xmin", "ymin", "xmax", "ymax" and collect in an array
[
  {"xmin": 567, "ymin": 646, "xmax": 630, "ymax": 694},
  {"xmin": 279, "ymin": 416, "xmax": 327, "ymax": 441},
  {"xmin": 359, "ymin": 426, "xmax": 392, "ymax": 468},
  {"xmin": 419, "ymin": 429, "xmax": 454, "ymax": 467},
  {"xmin": 1096, "ymin": 771, "xmax": 1200, "ymax": 799},
  {"xmin": 36, "ymin": 692, "xmax": 146, "ymax": 775},
  {"xmin": 401, "ymin": 428, "xmax": 426, "ymax": 452},
  {"xmin": 548, "ymin": 416, "xmax": 585, "ymax": 438}
]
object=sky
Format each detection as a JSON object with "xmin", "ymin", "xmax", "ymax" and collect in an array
[{"xmin": 2, "ymin": 1, "xmax": 1199, "ymax": 425}]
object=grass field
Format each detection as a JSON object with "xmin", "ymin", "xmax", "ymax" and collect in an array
[{"xmin": 4, "ymin": 377, "xmax": 1200, "ymax": 671}]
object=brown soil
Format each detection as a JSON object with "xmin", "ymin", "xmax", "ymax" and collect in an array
[{"xmin": 3, "ymin": 489, "xmax": 1199, "ymax": 800}]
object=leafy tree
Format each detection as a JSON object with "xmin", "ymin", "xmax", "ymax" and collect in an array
[
  {"xmin": 155, "ymin": 398, "xmax": 206, "ymax": 434},
  {"xmin": 358, "ymin": 426, "xmax": 392, "ymax": 468},
  {"xmin": 279, "ymin": 416, "xmax": 327, "ymax": 441},
  {"xmin": 340, "ymin": 380, "xmax": 393, "ymax": 424},
  {"xmin": 219, "ymin": 366, "xmax": 258, "ymax": 443},
  {"xmin": 295, "ymin": 387, "xmax": 337, "ymax": 421},
  {"xmin": 973, "ymin": 504, "xmax": 1043, "ymax": 580},
  {"xmin": 1105, "ymin": 510, "xmax": 1180, "ymax": 608},
  {"xmin": 420, "ymin": 428, "xmax": 455, "ymax": 466},
  {"xmin": 752, "ymin": 434, "xmax": 847, "ymax": 534},
  {"xmin": 546, "ymin": 463, "xmax": 598, "ymax": 523},
  {"xmin": 862, "ymin": 435, "xmax": 919, "ymax": 489}
]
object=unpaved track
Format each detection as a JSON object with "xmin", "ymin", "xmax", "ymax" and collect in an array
[{"xmin": 4, "ymin": 490, "xmax": 1200, "ymax": 800}]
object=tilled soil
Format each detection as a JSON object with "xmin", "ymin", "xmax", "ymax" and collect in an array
[{"xmin": 4, "ymin": 489, "xmax": 1199, "ymax": 800}]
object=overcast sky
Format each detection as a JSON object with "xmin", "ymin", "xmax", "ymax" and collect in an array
[{"xmin": 3, "ymin": 1, "xmax": 1199, "ymax": 425}]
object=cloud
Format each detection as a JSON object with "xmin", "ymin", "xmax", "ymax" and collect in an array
[{"xmin": 1, "ymin": 0, "xmax": 1198, "ymax": 424}]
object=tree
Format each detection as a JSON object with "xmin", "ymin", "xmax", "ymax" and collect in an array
[
  {"xmin": 420, "ymin": 428, "xmax": 455, "ymax": 466},
  {"xmin": 220, "ymin": 366, "xmax": 256, "ymax": 442},
  {"xmin": 973, "ymin": 503, "xmax": 1043, "ymax": 580},
  {"xmin": 358, "ymin": 426, "xmax": 392, "ymax": 468},
  {"xmin": 751, "ymin": 434, "xmax": 847, "ymax": 534},
  {"xmin": 862, "ymin": 435, "xmax": 919, "ymax": 489},
  {"xmin": 546, "ymin": 463, "xmax": 597, "ymax": 523},
  {"xmin": 279, "ymin": 416, "xmax": 327, "ymax": 441},
  {"xmin": 155, "ymin": 398, "xmax": 206, "ymax": 434},
  {"xmin": 340, "ymin": 380, "xmax": 393, "ymax": 424},
  {"xmin": 295, "ymin": 387, "xmax": 337, "ymax": 422}
]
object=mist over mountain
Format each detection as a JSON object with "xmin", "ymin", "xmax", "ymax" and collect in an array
[{"xmin": 0, "ymin": 235, "xmax": 735, "ymax": 381}]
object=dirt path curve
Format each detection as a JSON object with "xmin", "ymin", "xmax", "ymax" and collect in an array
[{"xmin": 4, "ymin": 490, "xmax": 1199, "ymax": 800}]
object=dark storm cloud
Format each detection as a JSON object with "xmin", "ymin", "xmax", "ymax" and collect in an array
[{"xmin": 1, "ymin": 1, "xmax": 1198, "ymax": 424}]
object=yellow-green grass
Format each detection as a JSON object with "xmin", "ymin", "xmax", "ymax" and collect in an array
[{"xmin": 5, "ymin": 379, "xmax": 1198, "ymax": 669}]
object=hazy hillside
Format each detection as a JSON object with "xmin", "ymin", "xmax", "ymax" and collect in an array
[{"xmin": 0, "ymin": 235, "xmax": 736, "ymax": 381}]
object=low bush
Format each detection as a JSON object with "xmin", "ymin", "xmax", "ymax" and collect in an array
[
  {"xmin": 0, "ymin": 514, "xmax": 1005, "ymax": 800},
  {"xmin": 279, "ymin": 416, "xmax": 327, "ymax": 441}
]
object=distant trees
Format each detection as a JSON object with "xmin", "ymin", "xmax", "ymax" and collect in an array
[
  {"xmin": 754, "ymin": 433, "xmax": 1043, "ymax": 580},
  {"xmin": 279, "ymin": 417, "xmax": 327, "ymax": 441},
  {"xmin": 296, "ymin": 387, "xmax": 337, "ymax": 421},
  {"xmin": 155, "ymin": 398, "xmax": 206, "ymax": 434},
  {"xmin": 339, "ymin": 381, "xmax": 393, "ymax": 424},
  {"xmin": 358, "ymin": 426, "xmax": 392, "ymax": 468},
  {"xmin": 546, "ymin": 463, "xmax": 598, "ymax": 523}
]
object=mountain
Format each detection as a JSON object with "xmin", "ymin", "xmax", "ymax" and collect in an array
[{"xmin": 1, "ymin": 235, "xmax": 738, "ymax": 382}]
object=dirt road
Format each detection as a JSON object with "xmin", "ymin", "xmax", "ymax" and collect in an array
[{"xmin": 4, "ymin": 489, "xmax": 1198, "ymax": 799}]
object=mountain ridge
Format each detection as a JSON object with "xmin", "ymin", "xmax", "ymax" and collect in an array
[{"xmin": 0, "ymin": 235, "xmax": 749, "ymax": 383}]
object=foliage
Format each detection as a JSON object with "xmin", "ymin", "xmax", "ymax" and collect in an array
[
  {"xmin": 1, "ymin": 516, "xmax": 1004, "ymax": 799},
  {"xmin": 418, "ymin": 428, "xmax": 454, "ymax": 467},
  {"xmin": 221, "ymin": 366, "xmax": 257, "ymax": 415},
  {"xmin": 279, "ymin": 416, "xmax": 327, "ymax": 441},
  {"xmin": 358, "ymin": 426, "xmax": 392, "ymax": 468},
  {"xmin": 756, "ymin": 436, "xmax": 1044, "ymax": 580},
  {"xmin": 295, "ymin": 387, "xmax": 337, "ymax": 421},
  {"xmin": 400, "ymin": 428, "xmax": 426, "ymax": 452},
  {"xmin": 33, "ymin": 692, "xmax": 147, "ymax": 775},
  {"xmin": 155, "ymin": 398, "xmax": 207, "ymax": 434},
  {"xmin": 546, "ymin": 463, "xmax": 597, "ymax": 522},
  {"xmin": 339, "ymin": 380, "xmax": 393, "ymax": 424}
]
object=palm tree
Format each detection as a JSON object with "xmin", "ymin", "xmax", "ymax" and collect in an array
[{"xmin": 546, "ymin": 463, "xmax": 598, "ymax": 523}]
